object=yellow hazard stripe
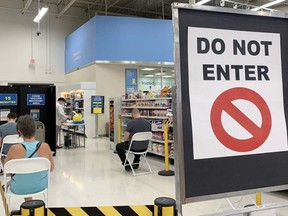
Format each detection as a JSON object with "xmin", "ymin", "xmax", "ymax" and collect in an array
[
  {"xmin": 98, "ymin": 206, "xmax": 122, "ymax": 216},
  {"xmin": 65, "ymin": 207, "xmax": 89, "ymax": 216},
  {"xmin": 47, "ymin": 209, "xmax": 56, "ymax": 216},
  {"xmin": 130, "ymin": 205, "xmax": 153, "ymax": 216}
]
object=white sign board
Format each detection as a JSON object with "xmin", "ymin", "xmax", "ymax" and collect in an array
[{"xmin": 188, "ymin": 27, "xmax": 288, "ymax": 159}]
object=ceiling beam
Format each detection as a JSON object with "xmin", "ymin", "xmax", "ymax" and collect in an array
[
  {"xmin": 56, "ymin": 0, "xmax": 77, "ymax": 18},
  {"xmin": 21, "ymin": 0, "xmax": 33, "ymax": 14},
  {"xmin": 57, "ymin": 0, "xmax": 64, "ymax": 6},
  {"xmin": 107, "ymin": 0, "xmax": 123, "ymax": 9}
]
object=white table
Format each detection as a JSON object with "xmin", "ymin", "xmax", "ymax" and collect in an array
[{"xmin": 60, "ymin": 122, "xmax": 86, "ymax": 148}]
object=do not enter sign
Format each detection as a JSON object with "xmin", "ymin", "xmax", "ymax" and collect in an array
[{"xmin": 210, "ymin": 87, "xmax": 272, "ymax": 152}]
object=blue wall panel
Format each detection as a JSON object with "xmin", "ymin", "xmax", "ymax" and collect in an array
[
  {"xmin": 95, "ymin": 16, "xmax": 173, "ymax": 62},
  {"xmin": 65, "ymin": 18, "xmax": 97, "ymax": 73},
  {"xmin": 65, "ymin": 16, "xmax": 173, "ymax": 73}
]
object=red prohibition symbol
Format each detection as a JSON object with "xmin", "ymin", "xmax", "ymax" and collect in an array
[{"xmin": 210, "ymin": 87, "xmax": 272, "ymax": 152}]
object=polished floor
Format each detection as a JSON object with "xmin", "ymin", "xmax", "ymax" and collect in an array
[{"xmin": 1, "ymin": 137, "xmax": 288, "ymax": 215}]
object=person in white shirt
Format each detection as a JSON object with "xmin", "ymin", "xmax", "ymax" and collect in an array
[{"xmin": 56, "ymin": 97, "xmax": 67, "ymax": 150}]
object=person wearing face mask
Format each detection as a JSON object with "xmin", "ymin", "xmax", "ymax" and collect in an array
[{"xmin": 55, "ymin": 97, "xmax": 67, "ymax": 151}]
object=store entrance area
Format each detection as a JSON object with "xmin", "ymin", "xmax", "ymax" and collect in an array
[{"xmin": 1, "ymin": 137, "xmax": 288, "ymax": 215}]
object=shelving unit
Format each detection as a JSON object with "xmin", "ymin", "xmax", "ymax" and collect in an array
[
  {"xmin": 109, "ymin": 99, "xmax": 115, "ymax": 142},
  {"xmin": 62, "ymin": 91, "xmax": 84, "ymax": 117},
  {"xmin": 109, "ymin": 97, "xmax": 120, "ymax": 149},
  {"xmin": 120, "ymin": 97, "xmax": 174, "ymax": 159},
  {"xmin": 58, "ymin": 82, "xmax": 96, "ymax": 138}
]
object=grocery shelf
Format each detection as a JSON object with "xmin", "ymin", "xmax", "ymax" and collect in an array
[
  {"xmin": 121, "ymin": 97, "xmax": 172, "ymax": 102},
  {"xmin": 121, "ymin": 106, "xmax": 168, "ymax": 109},
  {"xmin": 151, "ymin": 139, "xmax": 174, "ymax": 144},
  {"xmin": 121, "ymin": 115, "xmax": 168, "ymax": 119},
  {"xmin": 148, "ymin": 151, "xmax": 174, "ymax": 159}
]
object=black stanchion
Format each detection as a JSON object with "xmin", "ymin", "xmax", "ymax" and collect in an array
[{"xmin": 154, "ymin": 197, "xmax": 177, "ymax": 216}]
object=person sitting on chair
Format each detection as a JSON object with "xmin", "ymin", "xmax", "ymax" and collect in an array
[
  {"xmin": 116, "ymin": 108, "xmax": 151, "ymax": 171},
  {"xmin": 0, "ymin": 112, "xmax": 18, "ymax": 155},
  {"xmin": 4, "ymin": 115, "xmax": 54, "ymax": 200}
]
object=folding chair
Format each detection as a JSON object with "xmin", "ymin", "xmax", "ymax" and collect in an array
[
  {"xmin": 4, "ymin": 157, "xmax": 51, "ymax": 208},
  {"xmin": 122, "ymin": 132, "xmax": 153, "ymax": 176},
  {"xmin": 0, "ymin": 134, "xmax": 24, "ymax": 170}
]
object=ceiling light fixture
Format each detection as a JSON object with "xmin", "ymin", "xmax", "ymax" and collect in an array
[
  {"xmin": 144, "ymin": 75, "xmax": 154, "ymax": 77},
  {"xmin": 33, "ymin": 7, "xmax": 48, "ymax": 23},
  {"xmin": 220, "ymin": 0, "xmax": 225, "ymax": 7},
  {"xmin": 155, "ymin": 72, "xmax": 167, "ymax": 76},
  {"xmin": 141, "ymin": 68, "xmax": 155, "ymax": 71},
  {"xmin": 195, "ymin": 0, "xmax": 212, "ymax": 5},
  {"xmin": 251, "ymin": 0, "xmax": 285, "ymax": 11}
]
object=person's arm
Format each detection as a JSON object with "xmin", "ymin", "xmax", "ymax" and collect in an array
[
  {"xmin": 124, "ymin": 131, "xmax": 130, "ymax": 142},
  {"xmin": 4, "ymin": 144, "xmax": 25, "ymax": 164},
  {"xmin": 37, "ymin": 143, "xmax": 55, "ymax": 172},
  {"xmin": 124, "ymin": 121, "xmax": 133, "ymax": 142},
  {"xmin": 57, "ymin": 105, "xmax": 67, "ymax": 122}
]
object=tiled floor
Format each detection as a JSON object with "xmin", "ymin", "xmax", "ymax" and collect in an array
[{"xmin": 1, "ymin": 137, "xmax": 288, "ymax": 215}]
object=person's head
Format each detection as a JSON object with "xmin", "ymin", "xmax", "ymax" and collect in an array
[
  {"xmin": 7, "ymin": 112, "xmax": 17, "ymax": 122},
  {"xmin": 131, "ymin": 108, "xmax": 140, "ymax": 119},
  {"xmin": 57, "ymin": 97, "xmax": 66, "ymax": 105},
  {"xmin": 16, "ymin": 115, "xmax": 36, "ymax": 139}
]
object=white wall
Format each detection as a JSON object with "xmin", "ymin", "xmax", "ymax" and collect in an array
[
  {"xmin": 95, "ymin": 64, "xmax": 126, "ymax": 135},
  {"xmin": 65, "ymin": 64, "xmax": 126, "ymax": 135},
  {"xmin": 0, "ymin": 3, "xmax": 85, "ymax": 84}
]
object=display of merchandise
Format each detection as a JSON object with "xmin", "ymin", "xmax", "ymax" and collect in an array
[
  {"xmin": 109, "ymin": 100, "xmax": 115, "ymax": 142},
  {"xmin": 60, "ymin": 90, "xmax": 85, "ymax": 135},
  {"xmin": 62, "ymin": 90, "xmax": 84, "ymax": 118},
  {"xmin": 120, "ymin": 96, "xmax": 174, "ymax": 159},
  {"xmin": 109, "ymin": 97, "xmax": 121, "ymax": 146}
]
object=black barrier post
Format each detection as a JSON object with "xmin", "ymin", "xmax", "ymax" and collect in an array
[{"xmin": 154, "ymin": 197, "xmax": 177, "ymax": 216}]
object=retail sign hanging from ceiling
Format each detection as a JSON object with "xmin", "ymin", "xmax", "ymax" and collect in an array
[{"xmin": 173, "ymin": 3, "xmax": 288, "ymax": 204}]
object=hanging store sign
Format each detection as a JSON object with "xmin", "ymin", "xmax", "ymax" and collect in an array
[
  {"xmin": 125, "ymin": 68, "xmax": 138, "ymax": 94},
  {"xmin": 0, "ymin": 94, "xmax": 17, "ymax": 106},
  {"xmin": 27, "ymin": 94, "xmax": 45, "ymax": 106}
]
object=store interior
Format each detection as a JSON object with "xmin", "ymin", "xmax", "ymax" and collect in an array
[{"xmin": 1, "ymin": 0, "xmax": 288, "ymax": 215}]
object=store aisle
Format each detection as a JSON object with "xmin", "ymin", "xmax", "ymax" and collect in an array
[
  {"xmin": 1, "ymin": 137, "xmax": 288, "ymax": 215},
  {"xmin": 2, "ymin": 137, "xmax": 175, "ymax": 213}
]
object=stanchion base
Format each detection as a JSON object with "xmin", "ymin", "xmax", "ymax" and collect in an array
[{"xmin": 158, "ymin": 170, "xmax": 175, "ymax": 176}]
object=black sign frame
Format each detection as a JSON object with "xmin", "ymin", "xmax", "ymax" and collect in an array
[{"xmin": 173, "ymin": 3, "xmax": 288, "ymax": 205}]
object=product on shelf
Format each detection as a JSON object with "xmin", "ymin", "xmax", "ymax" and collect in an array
[{"xmin": 120, "ymin": 95, "xmax": 174, "ymax": 159}]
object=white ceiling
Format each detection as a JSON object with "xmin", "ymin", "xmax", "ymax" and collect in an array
[{"xmin": 0, "ymin": 0, "xmax": 287, "ymax": 22}]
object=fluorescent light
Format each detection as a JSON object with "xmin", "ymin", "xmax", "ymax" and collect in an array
[
  {"xmin": 141, "ymin": 68, "xmax": 155, "ymax": 71},
  {"xmin": 195, "ymin": 0, "xmax": 212, "ymax": 5},
  {"xmin": 155, "ymin": 72, "xmax": 167, "ymax": 76},
  {"xmin": 144, "ymin": 75, "xmax": 154, "ymax": 77},
  {"xmin": 251, "ymin": 0, "xmax": 285, "ymax": 11},
  {"xmin": 33, "ymin": 7, "xmax": 48, "ymax": 23},
  {"xmin": 163, "ymin": 75, "xmax": 173, "ymax": 78}
]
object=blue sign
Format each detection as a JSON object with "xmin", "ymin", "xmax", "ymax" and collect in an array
[
  {"xmin": 125, "ymin": 68, "xmax": 137, "ymax": 94},
  {"xmin": 0, "ymin": 94, "xmax": 17, "ymax": 106},
  {"xmin": 27, "ymin": 94, "xmax": 45, "ymax": 106},
  {"xmin": 91, "ymin": 96, "xmax": 104, "ymax": 114}
]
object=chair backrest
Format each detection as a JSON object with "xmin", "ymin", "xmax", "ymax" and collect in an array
[
  {"xmin": 1, "ymin": 134, "xmax": 24, "ymax": 157},
  {"xmin": 4, "ymin": 157, "xmax": 50, "ymax": 174},
  {"xmin": 129, "ymin": 132, "xmax": 152, "ymax": 152},
  {"xmin": 2, "ymin": 134, "xmax": 24, "ymax": 145}
]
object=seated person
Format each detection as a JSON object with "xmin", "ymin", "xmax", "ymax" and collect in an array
[
  {"xmin": 116, "ymin": 108, "xmax": 151, "ymax": 171},
  {"xmin": 0, "ymin": 112, "xmax": 18, "ymax": 155},
  {"xmin": 4, "ymin": 115, "xmax": 54, "ymax": 199}
]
